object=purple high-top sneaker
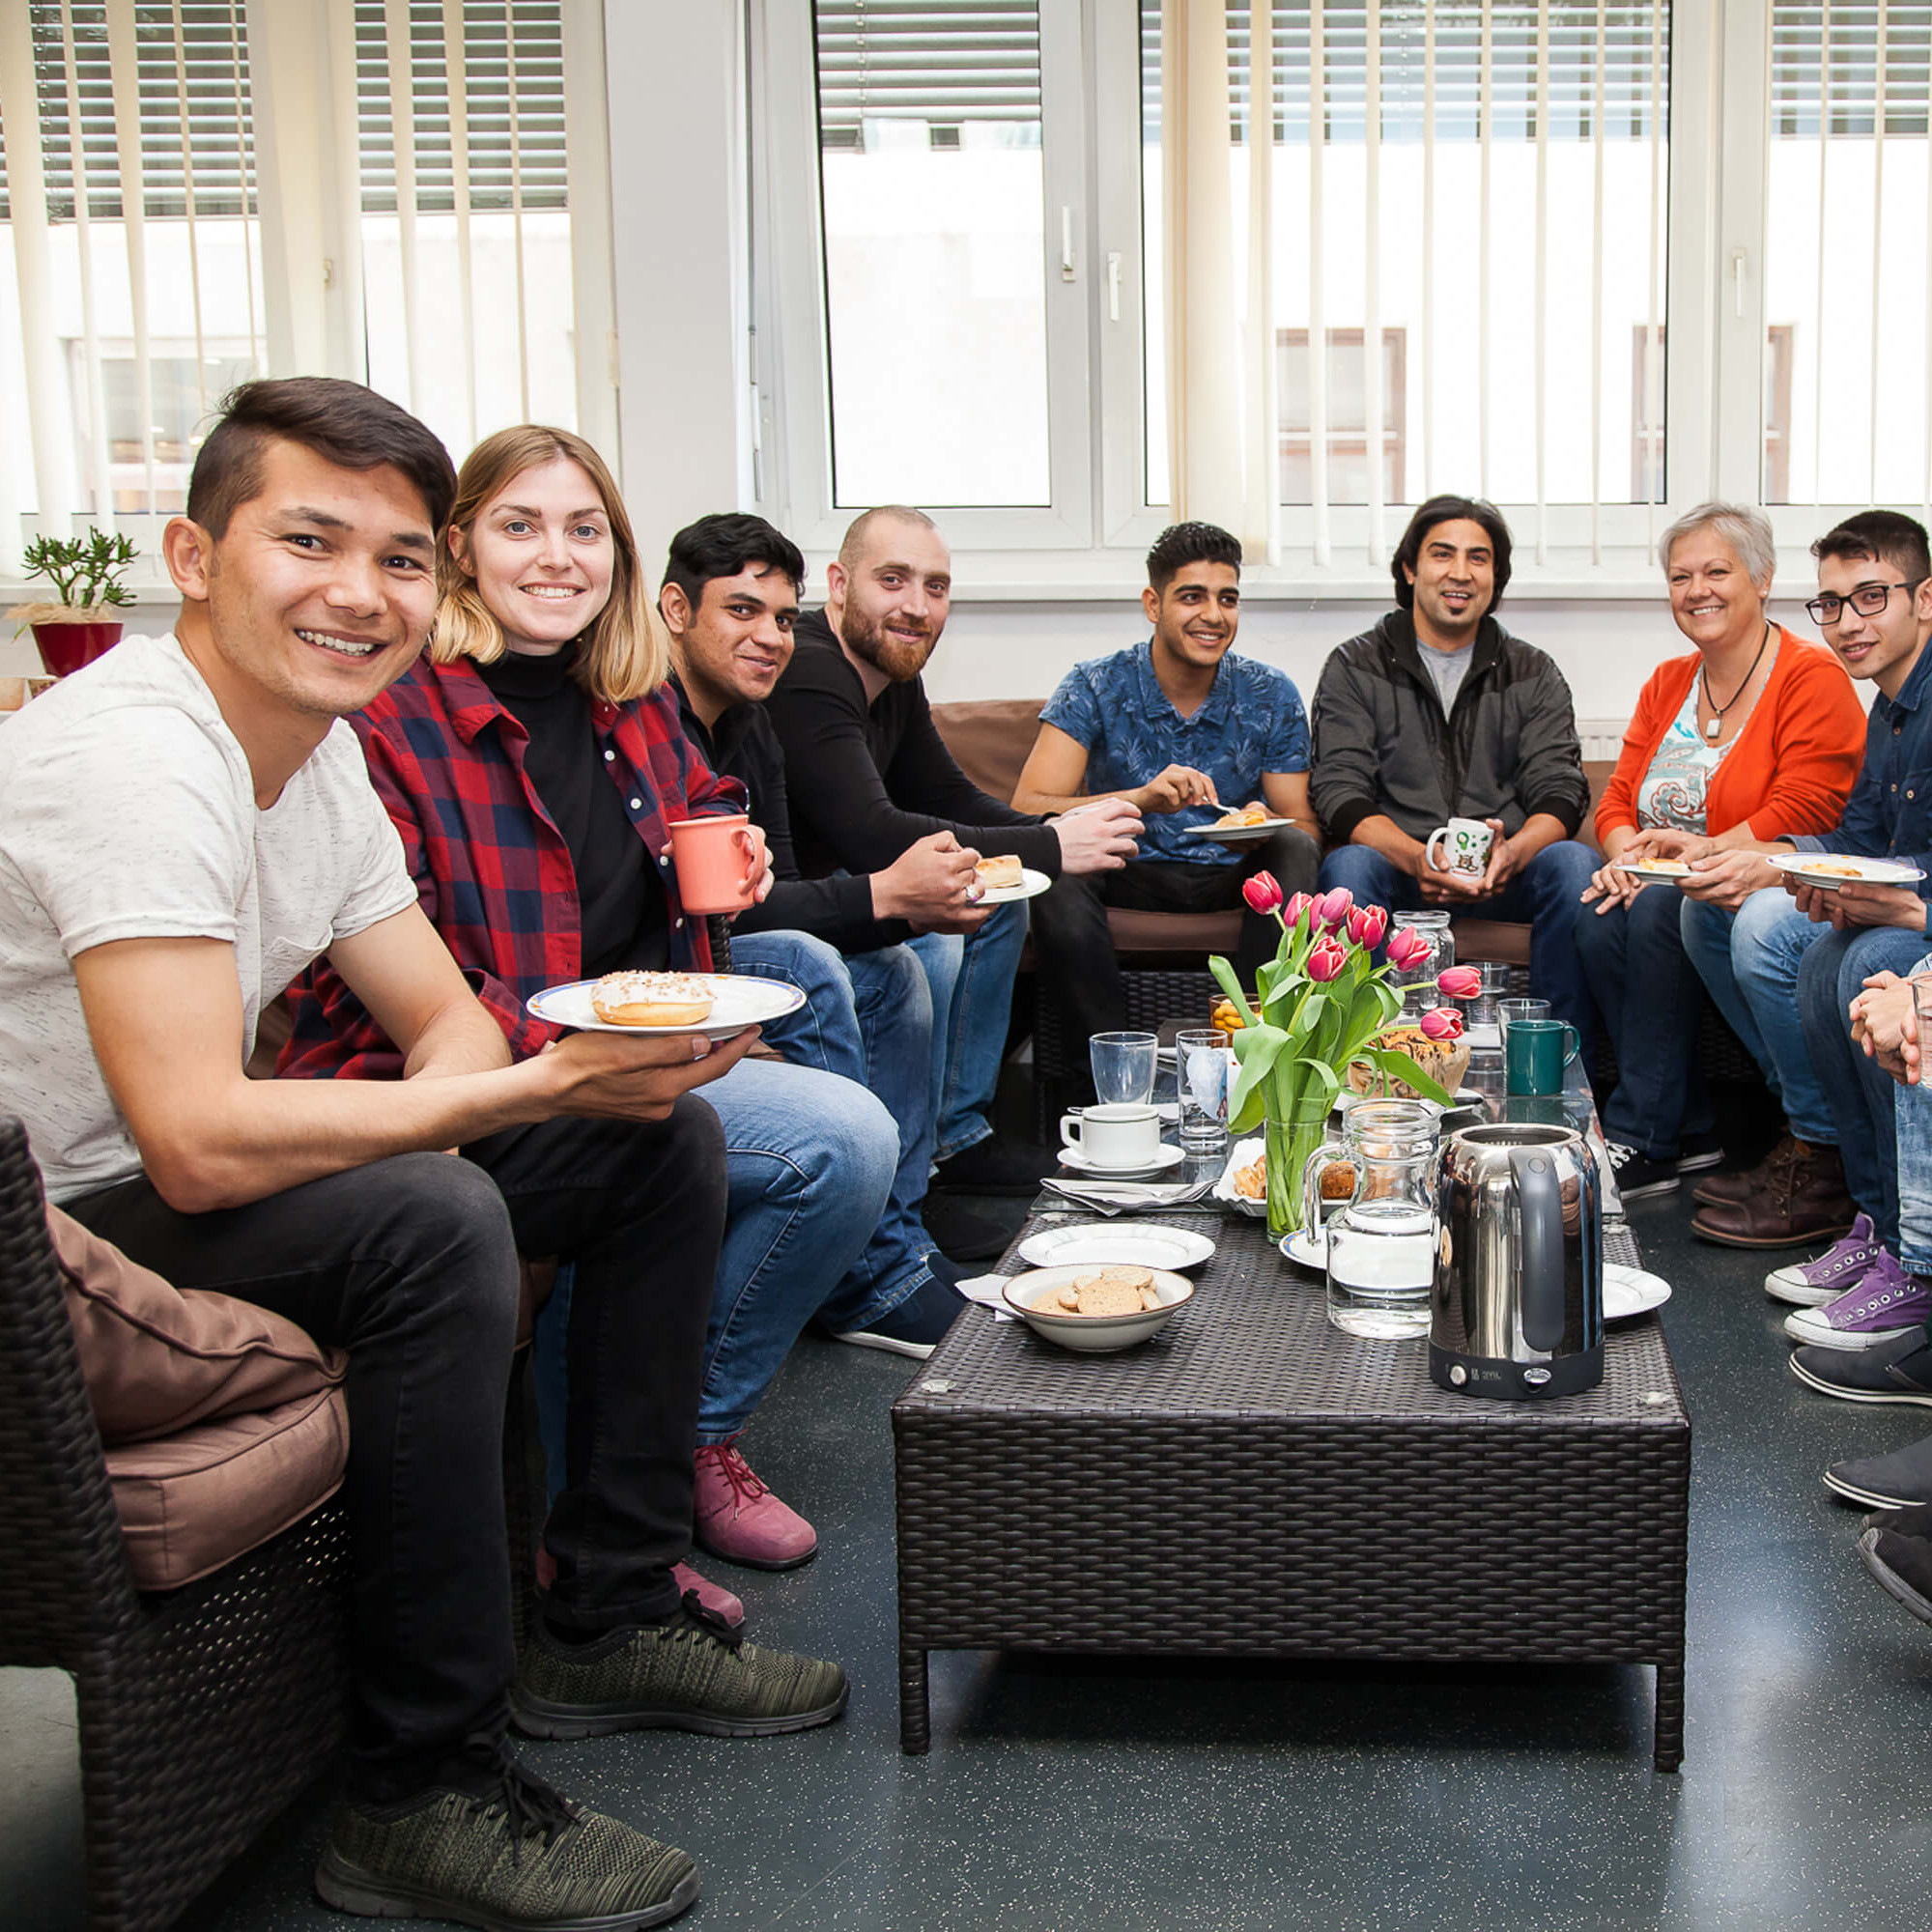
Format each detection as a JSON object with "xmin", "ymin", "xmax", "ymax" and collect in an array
[
  {"xmin": 1784, "ymin": 1251, "xmax": 1932, "ymax": 1350},
  {"xmin": 1765, "ymin": 1212, "xmax": 1885, "ymax": 1307}
]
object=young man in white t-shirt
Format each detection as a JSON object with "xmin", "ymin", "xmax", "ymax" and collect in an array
[{"xmin": 0, "ymin": 379, "xmax": 842, "ymax": 1931}]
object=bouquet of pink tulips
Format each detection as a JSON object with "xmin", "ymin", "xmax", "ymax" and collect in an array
[{"xmin": 1209, "ymin": 878, "xmax": 1454, "ymax": 1236}]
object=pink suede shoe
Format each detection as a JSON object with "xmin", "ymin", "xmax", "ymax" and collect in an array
[
  {"xmin": 533, "ymin": 1544, "xmax": 744, "ymax": 1627},
  {"xmin": 694, "ymin": 1440, "xmax": 818, "ymax": 1571}
]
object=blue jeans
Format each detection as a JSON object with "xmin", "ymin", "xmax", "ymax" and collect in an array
[
  {"xmin": 1796, "ymin": 923, "xmax": 1932, "ymax": 1251},
  {"xmin": 907, "ymin": 895, "xmax": 1028, "ymax": 1160},
  {"xmin": 1317, "ymin": 839, "xmax": 1600, "ymax": 1054},
  {"xmin": 730, "ymin": 927, "xmax": 939, "ymax": 1303},
  {"xmin": 1899, "ymin": 1081, "xmax": 1932, "ymax": 1277},
  {"xmin": 1679, "ymin": 888, "xmax": 1835, "ymax": 1143},
  {"xmin": 1574, "ymin": 882, "xmax": 1713, "ymax": 1158},
  {"xmin": 534, "ymin": 1055, "xmax": 899, "ymax": 1483}
]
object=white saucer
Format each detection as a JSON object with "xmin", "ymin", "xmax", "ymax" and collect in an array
[
  {"xmin": 973, "ymin": 867, "xmax": 1052, "ymax": 904},
  {"xmin": 1279, "ymin": 1226, "xmax": 1327, "ymax": 1270},
  {"xmin": 1016, "ymin": 1223, "xmax": 1216, "ymax": 1271},
  {"xmin": 1187, "ymin": 816, "xmax": 1296, "ymax": 844},
  {"xmin": 1604, "ymin": 1263, "xmax": 1671, "ymax": 1321},
  {"xmin": 526, "ymin": 975, "xmax": 807, "ymax": 1040},
  {"xmin": 1057, "ymin": 1143, "xmax": 1187, "ymax": 1179}
]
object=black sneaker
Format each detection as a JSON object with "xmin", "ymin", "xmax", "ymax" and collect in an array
[
  {"xmin": 831, "ymin": 1273, "xmax": 970, "ymax": 1360},
  {"xmin": 1603, "ymin": 1141, "xmax": 1681, "ymax": 1200},
  {"xmin": 1826, "ymin": 1432, "xmax": 1932, "ymax": 1508},
  {"xmin": 1790, "ymin": 1329, "xmax": 1932, "ymax": 1406},
  {"xmin": 1675, "ymin": 1129, "xmax": 1725, "ymax": 1174},
  {"xmin": 512, "ymin": 1595, "xmax": 849, "ymax": 1742},
  {"xmin": 1859, "ymin": 1523, "xmax": 1932, "ymax": 1630},
  {"xmin": 1863, "ymin": 1498, "xmax": 1932, "ymax": 1538},
  {"xmin": 317, "ymin": 1750, "xmax": 698, "ymax": 1929},
  {"xmin": 931, "ymin": 1134, "xmax": 1054, "ymax": 1196}
]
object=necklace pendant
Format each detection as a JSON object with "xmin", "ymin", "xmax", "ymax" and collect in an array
[{"xmin": 1704, "ymin": 717, "xmax": 1721, "ymax": 740}]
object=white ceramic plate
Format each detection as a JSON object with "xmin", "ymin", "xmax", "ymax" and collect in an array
[
  {"xmin": 1187, "ymin": 815, "xmax": 1297, "ymax": 845},
  {"xmin": 1614, "ymin": 857, "xmax": 1692, "ymax": 881},
  {"xmin": 1210, "ymin": 1136, "xmax": 1267, "ymax": 1218},
  {"xmin": 1604, "ymin": 1262, "xmax": 1672, "ymax": 1321},
  {"xmin": 1016, "ymin": 1222, "xmax": 1216, "ymax": 1272},
  {"xmin": 1278, "ymin": 1226, "xmax": 1327, "ymax": 1270},
  {"xmin": 1002, "ymin": 1265, "xmax": 1194, "ymax": 1352},
  {"xmin": 973, "ymin": 867, "xmax": 1052, "ymax": 904},
  {"xmin": 526, "ymin": 975, "xmax": 807, "ymax": 1040},
  {"xmin": 1769, "ymin": 852, "xmax": 1927, "ymax": 893},
  {"xmin": 1057, "ymin": 1142, "xmax": 1187, "ymax": 1179}
]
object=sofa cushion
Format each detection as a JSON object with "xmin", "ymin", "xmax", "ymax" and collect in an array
[
  {"xmin": 1109, "ymin": 907, "xmax": 1243, "ymax": 956},
  {"xmin": 47, "ymin": 1204, "xmax": 346, "ymax": 1446},
  {"xmin": 930, "ymin": 697, "xmax": 1045, "ymax": 806},
  {"xmin": 107, "ymin": 1387, "xmax": 350, "ymax": 1590}
]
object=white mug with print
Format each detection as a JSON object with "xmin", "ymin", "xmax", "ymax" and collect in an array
[{"xmin": 1426, "ymin": 817, "xmax": 1493, "ymax": 878}]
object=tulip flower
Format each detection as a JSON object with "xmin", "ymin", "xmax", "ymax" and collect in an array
[
  {"xmin": 1435, "ymin": 965, "xmax": 1483, "ymax": 1000},
  {"xmin": 1242, "ymin": 869, "xmax": 1284, "ymax": 917},
  {"xmin": 1418, "ymin": 1005, "xmax": 1464, "ymax": 1041},
  {"xmin": 1348, "ymin": 903, "xmax": 1388, "ymax": 950},
  {"xmin": 1312, "ymin": 886, "xmax": 1354, "ymax": 929},
  {"xmin": 1385, "ymin": 924, "xmax": 1433, "ymax": 971},
  {"xmin": 1307, "ymin": 935, "xmax": 1350, "ymax": 981},
  {"xmin": 1282, "ymin": 890, "xmax": 1315, "ymax": 929}
]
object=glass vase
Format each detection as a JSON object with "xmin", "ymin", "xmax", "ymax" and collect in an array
[{"xmin": 1264, "ymin": 1088, "xmax": 1333, "ymax": 1242}]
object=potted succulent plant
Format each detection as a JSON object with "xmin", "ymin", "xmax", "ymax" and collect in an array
[{"xmin": 14, "ymin": 529, "xmax": 138, "ymax": 677}]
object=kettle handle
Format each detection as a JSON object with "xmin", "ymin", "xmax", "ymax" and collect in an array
[{"xmin": 1510, "ymin": 1147, "xmax": 1566, "ymax": 1351}]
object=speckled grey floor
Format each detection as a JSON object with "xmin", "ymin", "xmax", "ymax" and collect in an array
[{"xmin": 8, "ymin": 1178, "xmax": 1932, "ymax": 1931}]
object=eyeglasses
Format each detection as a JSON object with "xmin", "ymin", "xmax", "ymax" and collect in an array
[{"xmin": 1804, "ymin": 577, "xmax": 1929, "ymax": 627}]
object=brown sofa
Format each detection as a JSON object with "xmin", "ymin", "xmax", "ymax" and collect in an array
[{"xmin": 930, "ymin": 696, "xmax": 1617, "ymax": 967}]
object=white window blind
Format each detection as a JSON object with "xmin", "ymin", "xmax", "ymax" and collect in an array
[{"xmin": 813, "ymin": 0, "xmax": 1042, "ymax": 149}]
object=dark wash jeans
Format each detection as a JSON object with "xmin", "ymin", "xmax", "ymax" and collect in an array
[
  {"xmin": 1030, "ymin": 827, "xmax": 1321, "ymax": 1054},
  {"xmin": 63, "ymin": 1099, "xmax": 725, "ymax": 1792}
]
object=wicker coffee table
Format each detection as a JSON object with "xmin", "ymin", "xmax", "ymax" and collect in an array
[{"xmin": 892, "ymin": 1211, "xmax": 1690, "ymax": 1770}]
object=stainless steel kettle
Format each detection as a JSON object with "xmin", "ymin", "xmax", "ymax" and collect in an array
[{"xmin": 1429, "ymin": 1123, "xmax": 1604, "ymax": 1400}]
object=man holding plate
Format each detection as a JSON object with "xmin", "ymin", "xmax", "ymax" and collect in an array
[{"xmin": 1676, "ymin": 512, "xmax": 1932, "ymax": 1261}]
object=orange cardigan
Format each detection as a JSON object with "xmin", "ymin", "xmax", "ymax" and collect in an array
[{"xmin": 1596, "ymin": 628, "xmax": 1867, "ymax": 844}]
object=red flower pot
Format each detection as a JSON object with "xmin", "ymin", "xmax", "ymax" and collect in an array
[{"xmin": 31, "ymin": 619, "xmax": 123, "ymax": 678}]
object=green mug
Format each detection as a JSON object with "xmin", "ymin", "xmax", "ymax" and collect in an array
[{"xmin": 1504, "ymin": 1018, "xmax": 1580, "ymax": 1096}]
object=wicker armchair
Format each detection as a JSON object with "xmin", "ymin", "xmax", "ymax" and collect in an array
[{"xmin": 0, "ymin": 1116, "xmax": 354, "ymax": 1932}]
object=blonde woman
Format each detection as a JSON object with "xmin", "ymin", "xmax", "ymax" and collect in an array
[{"xmin": 282, "ymin": 425, "xmax": 914, "ymax": 1595}]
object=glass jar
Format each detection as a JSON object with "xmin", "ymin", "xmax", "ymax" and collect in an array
[
  {"xmin": 1321, "ymin": 1099, "xmax": 1440, "ymax": 1340},
  {"xmin": 1392, "ymin": 910, "xmax": 1453, "ymax": 1017}
]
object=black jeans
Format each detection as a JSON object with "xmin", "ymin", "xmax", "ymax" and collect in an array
[
  {"xmin": 1031, "ymin": 827, "xmax": 1321, "ymax": 1055},
  {"xmin": 63, "ymin": 1098, "xmax": 725, "ymax": 1787}
]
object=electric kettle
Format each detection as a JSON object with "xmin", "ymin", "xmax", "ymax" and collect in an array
[{"xmin": 1429, "ymin": 1123, "xmax": 1604, "ymax": 1400}]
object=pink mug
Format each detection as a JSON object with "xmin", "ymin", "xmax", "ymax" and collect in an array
[{"xmin": 668, "ymin": 814, "xmax": 761, "ymax": 915}]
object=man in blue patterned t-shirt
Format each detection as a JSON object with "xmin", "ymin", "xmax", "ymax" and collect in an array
[{"xmin": 1017, "ymin": 522, "xmax": 1321, "ymax": 1058}]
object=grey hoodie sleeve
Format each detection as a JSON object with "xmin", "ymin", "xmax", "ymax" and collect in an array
[{"xmin": 1509, "ymin": 650, "xmax": 1591, "ymax": 838}]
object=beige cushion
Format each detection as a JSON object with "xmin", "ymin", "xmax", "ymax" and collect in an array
[
  {"xmin": 47, "ymin": 1205, "xmax": 346, "ymax": 1445},
  {"xmin": 106, "ymin": 1388, "xmax": 349, "ymax": 1590},
  {"xmin": 929, "ymin": 697, "xmax": 1045, "ymax": 806}
]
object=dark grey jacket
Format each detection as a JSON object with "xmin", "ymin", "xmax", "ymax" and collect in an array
[{"xmin": 1309, "ymin": 611, "xmax": 1590, "ymax": 846}]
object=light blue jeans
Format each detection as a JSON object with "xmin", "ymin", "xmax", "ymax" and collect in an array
[
  {"xmin": 533, "ymin": 1053, "xmax": 898, "ymax": 1486},
  {"xmin": 729, "ymin": 927, "xmax": 939, "ymax": 1306},
  {"xmin": 906, "ymin": 895, "xmax": 1029, "ymax": 1161},
  {"xmin": 1679, "ymin": 887, "xmax": 1835, "ymax": 1142},
  {"xmin": 1901, "ymin": 1080, "xmax": 1932, "ymax": 1278}
]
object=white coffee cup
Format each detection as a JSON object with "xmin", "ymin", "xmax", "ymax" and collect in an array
[
  {"xmin": 1060, "ymin": 1102, "xmax": 1162, "ymax": 1169},
  {"xmin": 1426, "ymin": 817, "xmax": 1494, "ymax": 878}
]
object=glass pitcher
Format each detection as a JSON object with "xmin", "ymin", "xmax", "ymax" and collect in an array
[
  {"xmin": 1392, "ymin": 911, "xmax": 1454, "ymax": 1016},
  {"xmin": 1308, "ymin": 1098, "xmax": 1440, "ymax": 1340}
]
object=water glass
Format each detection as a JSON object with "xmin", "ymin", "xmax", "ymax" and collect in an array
[
  {"xmin": 1463, "ymin": 960, "xmax": 1511, "ymax": 1029},
  {"xmin": 1497, "ymin": 997, "xmax": 1549, "ymax": 1043},
  {"xmin": 1393, "ymin": 911, "xmax": 1454, "ymax": 1016},
  {"xmin": 1090, "ymin": 1031, "xmax": 1158, "ymax": 1106},
  {"xmin": 1174, "ymin": 1029, "xmax": 1231, "ymax": 1148}
]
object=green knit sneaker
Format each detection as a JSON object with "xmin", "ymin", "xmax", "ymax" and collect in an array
[
  {"xmin": 314, "ymin": 1755, "xmax": 697, "ymax": 1930},
  {"xmin": 511, "ymin": 1595, "xmax": 849, "ymax": 1742}
]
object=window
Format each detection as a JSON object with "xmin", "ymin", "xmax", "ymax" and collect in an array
[
  {"xmin": 1278, "ymin": 327, "xmax": 1406, "ymax": 503},
  {"xmin": 1628, "ymin": 324, "xmax": 1793, "ymax": 505}
]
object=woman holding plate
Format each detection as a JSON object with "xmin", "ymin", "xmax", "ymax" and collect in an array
[
  {"xmin": 280, "ymin": 424, "xmax": 941, "ymax": 1579},
  {"xmin": 1575, "ymin": 501, "xmax": 1865, "ymax": 1200}
]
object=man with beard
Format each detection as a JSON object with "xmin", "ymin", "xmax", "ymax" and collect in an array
[{"xmin": 765, "ymin": 505, "xmax": 1142, "ymax": 1194}]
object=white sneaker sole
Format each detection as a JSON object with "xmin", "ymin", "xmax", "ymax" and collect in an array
[
  {"xmin": 1782, "ymin": 1314, "xmax": 1927, "ymax": 1350},
  {"xmin": 830, "ymin": 1327, "xmax": 936, "ymax": 1360},
  {"xmin": 1824, "ymin": 1468, "xmax": 1925, "ymax": 1509},
  {"xmin": 1764, "ymin": 1270, "xmax": 1851, "ymax": 1308},
  {"xmin": 1788, "ymin": 1352, "xmax": 1932, "ymax": 1405}
]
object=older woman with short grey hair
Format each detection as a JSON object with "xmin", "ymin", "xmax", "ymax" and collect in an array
[{"xmin": 1574, "ymin": 501, "xmax": 1866, "ymax": 1200}]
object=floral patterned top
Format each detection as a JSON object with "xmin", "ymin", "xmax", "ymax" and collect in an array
[{"xmin": 1635, "ymin": 681, "xmax": 1733, "ymax": 833}]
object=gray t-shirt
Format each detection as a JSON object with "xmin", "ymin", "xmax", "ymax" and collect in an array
[
  {"xmin": 1419, "ymin": 641, "xmax": 1476, "ymax": 715},
  {"xmin": 0, "ymin": 631, "xmax": 416, "ymax": 1201}
]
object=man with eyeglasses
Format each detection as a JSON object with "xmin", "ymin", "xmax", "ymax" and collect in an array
[{"xmin": 1678, "ymin": 511, "xmax": 1932, "ymax": 1272}]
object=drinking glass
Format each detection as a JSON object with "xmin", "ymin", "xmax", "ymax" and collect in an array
[
  {"xmin": 1393, "ymin": 911, "xmax": 1454, "ymax": 1016},
  {"xmin": 1090, "ymin": 1031, "xmax": 1159, "ymax": 1106},
  {"xmin": 1174, "ymin": 1029, "xmax": 1231, "ymax": 1149},
  {"xmin": 1497, "ymin": 997, "xmax": 1549, "ymax": 1043},
  {"xmin": 1463, "ymin": 960, "xmax": 1511, "ymax": 1029}
]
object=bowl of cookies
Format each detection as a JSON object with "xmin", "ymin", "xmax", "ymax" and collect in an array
[{"xmin": 1001, "ymin": 1264, "xmax": 1194, "ymax": 1352}]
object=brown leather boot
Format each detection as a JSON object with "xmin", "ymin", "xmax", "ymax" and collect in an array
[
  {"xmin": 1692, "ymin": 1132, "xmax": 1798, "ymax": 1209},
  {"xmin": 1690, "ymin": 1139, "xmax": 1857, "ymax": 1249}
]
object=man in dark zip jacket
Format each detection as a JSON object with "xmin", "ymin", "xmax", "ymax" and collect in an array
[{"xmin": 1310, "ymin": 495, "xmax": 1598, "ymax": 1047}]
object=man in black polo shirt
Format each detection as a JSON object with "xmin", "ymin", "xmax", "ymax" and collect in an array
[{"xmin": 762, "ymin": 505, "xmax": 1143, "ymax": 1194}]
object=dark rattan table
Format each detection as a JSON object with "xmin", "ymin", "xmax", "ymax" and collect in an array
[{"xmin": 893, "ymin": 1210, "xmax": 1690, "ymax": 1770}]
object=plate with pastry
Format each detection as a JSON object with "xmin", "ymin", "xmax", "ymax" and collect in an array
[
  {"xmin": 1769, "ymin": 852, "xmax": 1927, "ymax": 893},
  {"xmin": 1001, "ymin": 1264, "xmax": 1194, "ymax": 1352},
  {"xmin": 526, "ymin": 970, "xmax": 807, "ymax": 1039},
  {"xmin": 1612, "ymin": 856, "xmax": 1693, "ymax": 880},
  {"xmin": 1210, "ymin": 1136, "xmax": 1268, "ymax": 1218},
  {"xmin": 1187, "ymin": 801, "xmax": 1297, "ymax": 845},
  {"xmin": 970, "ymin": 855, "xmax": 1052, "ymax": 904}
]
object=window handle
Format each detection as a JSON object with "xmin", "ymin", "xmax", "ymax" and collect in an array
[
  {"xmin": 1107, "ymin": 251, "xmax": 1122, "ymax": 322},
  {"xmin": 1732, "ymin": 247, "xmax": 1747, "ymax": 319},
  {"xmin": 1061, "ymin": 207, "xmax": 1077, "ymax": 282}
]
